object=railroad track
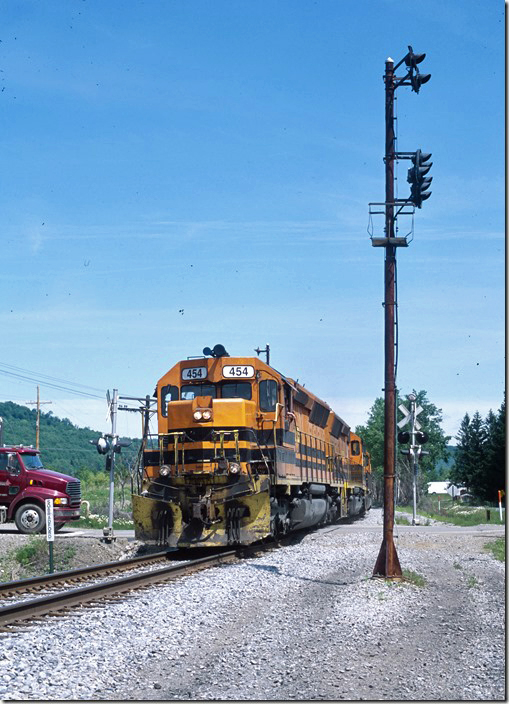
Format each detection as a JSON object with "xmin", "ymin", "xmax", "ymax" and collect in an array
[{"xmin": 0, "ymin": 542, "xmax": 274, "ymax": 630}]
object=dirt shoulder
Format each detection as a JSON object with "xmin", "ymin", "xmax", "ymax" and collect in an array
[{"xmin": 0, "ymin": 532, "xmax": 140, "ymax": 581}]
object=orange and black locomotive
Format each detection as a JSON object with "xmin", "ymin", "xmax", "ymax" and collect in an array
[{"xmin": 132, "ymin": 345, "xmax": 371, "ymax": 548}]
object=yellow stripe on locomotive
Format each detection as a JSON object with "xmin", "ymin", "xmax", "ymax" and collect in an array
[{"xmin": 132, "ymin": 346, "xmax": 371, "ymax": 547}]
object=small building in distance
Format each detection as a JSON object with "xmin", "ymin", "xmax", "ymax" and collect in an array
[{"xmin": 427, "ymin": 481, "xmax": 466, "ymax": 499}]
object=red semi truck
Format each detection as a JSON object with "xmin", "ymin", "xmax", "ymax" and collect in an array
[{"xmin": 0, "ymin": 445, "xmax": 81, "ymax": 534}]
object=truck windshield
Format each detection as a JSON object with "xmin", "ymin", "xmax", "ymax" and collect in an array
[{"xmin": 22, "ymin": 454, "xmax": 44, "ymax": 469}]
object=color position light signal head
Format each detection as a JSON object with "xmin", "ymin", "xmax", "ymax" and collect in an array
[
  {"xmin": 405, "ymin": 45, "xmax": 426, "ymax": 68},
  {"xmin": 411, "ymin": 71, "xmax": 431, "ymax": 93},
  {"xmin": 404, "ymin": 45, "xmax": 430, "ymax": 93},
  {"xmin": 407, "ymin": 149, "xmax": 433, "ymax": 208}
]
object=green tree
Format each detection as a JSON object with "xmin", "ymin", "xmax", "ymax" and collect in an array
[
  {"xmin": 356, "ymin": 390, "xmax": 451, "ymax": 505},
  {"xmin": 484, "ymin": 398, "xmax": 506, "ymax": 501},
  {"xmin": 451, "ymin": 399, "xmax": 505, "ymax": 503},
  {"xmin": 0, "ymin": 401, "xmax": 140, "ymax": 475},
  {"xmin": 115, "ymin": 458, "xmax": 133, "ymax": 508}
]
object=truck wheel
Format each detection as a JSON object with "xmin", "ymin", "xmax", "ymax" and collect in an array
[{"xmin": 14, "ymin": 504, "xmax": 45, "ymax": 534}]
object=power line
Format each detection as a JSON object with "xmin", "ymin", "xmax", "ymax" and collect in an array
[{"xmin": 0, "ymin": 361, "xmax": 105, "ymax": 399}]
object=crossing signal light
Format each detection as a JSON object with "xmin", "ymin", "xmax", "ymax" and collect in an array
[
  {"xmin": 113, "ymin": 438, "xmax": 131, "ymax": 453},
  {"xmin": 415, "ymin": 431, "xmax": 429, "ymax": 445},
  {"xmin": 398, "ymin": 431, "xmax": 410, "ymax": 444},
  {"xmin": 90, "ymin": 436, "xmax": 110, "ymax": 455},
  {"xmin": 89, "ymin": 436, "xmax": 131, "ymax": 455},
  {"xmin": 407, "ymin": 150, "xmax": 432, "ymax": 208}
]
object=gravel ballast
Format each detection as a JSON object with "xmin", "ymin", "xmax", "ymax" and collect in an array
[{"xmin": 0, "ymin": 508, "xmax": 505, "ymax": 701}]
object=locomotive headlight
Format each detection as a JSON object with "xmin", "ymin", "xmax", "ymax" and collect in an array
[
  {"xmin": 229, "ymin": 462, "xmax": 240, "ymax": 474},
  {"xmin": 193, "ymin": 410, "xmax": 203, "ymax": 421},
  {"xmin": 202, "ymin": 409, "xmax": 212, "ymax": 421},
  {"xmin": 159, "ymin": 465, "xmax": 171, "ymax": 477}
]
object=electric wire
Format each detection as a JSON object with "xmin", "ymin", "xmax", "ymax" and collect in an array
[{"xmin": 0, "ymin": 362, "xmax": 105, "ymax": 399}]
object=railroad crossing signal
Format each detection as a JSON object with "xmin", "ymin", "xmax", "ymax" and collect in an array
[
  {"xmin": 90, "ymin": 435, "xmax": 131, "ymax": 455},
  {"xmin": 407, "ymin": 150, "xmax": 432, "ymax": 208},
  {"xmin": 397, "ymin": 401, "xmax": 423, "ymax": 430},
  {"xmin": 397, "ymin": 396, "xmax": 429, "ymax": 458}
]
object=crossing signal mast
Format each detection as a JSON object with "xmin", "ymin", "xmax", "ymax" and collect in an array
[
  {"xmin": 369, "ymin": 46, "xmax": 432, "ymax": 579},
  {"xmin": 397, "ymin": 393, "xmax": 430, "ymax": 526}
]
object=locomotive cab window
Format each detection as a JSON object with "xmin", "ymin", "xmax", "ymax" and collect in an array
[
  {"xmin": 221, "ymin": 382, "xmax": 252, "ymax": 400},
  {"xmin": 351, "ymin": 440, "xmax": 361, "ymax": 456},
  {"xmin": 259, "ymin": 379, "xmax": 278, "ymax": 411},
  {"xmin": 181, "ymin": 384, "xmax": 217, "ymax": 401},
  {"xmin": 160, "ymin": 385, "xmax": 179, "ymax": 417}
]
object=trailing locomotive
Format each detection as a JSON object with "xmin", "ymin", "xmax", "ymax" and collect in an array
[{"xmin": 132, "ymin": 345, "xmax": 372, "ymax": 548}]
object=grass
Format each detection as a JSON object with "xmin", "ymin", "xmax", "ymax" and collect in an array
[
  {"xmin": 75, "ymin": 472, "xmax": 134, "ymax": 529},
  {"xmin": 484, "ymin": 537, "xmax": 505, "ymax": 562},
  {"xmin": 0, "ymin": 538, "xmax": 77, "ymax": 581},
  {"xmin": 397, "ymin": 495, "xmax": 505, "ymax": 527},
  {"xmin": 402, "ymin": 569, "xmax": 427, "ymax": 587},
  {"xmin": 72, "ymin": 514, "xmax": 134, "ymax": 530}
]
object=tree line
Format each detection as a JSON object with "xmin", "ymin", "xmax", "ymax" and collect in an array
[
  {"xmin": 356, "ymin": 391, "xmax": 505, "ymax": 506},
  {"xmin": 0, "ymin": 401, "xmax": 140, "ymax": 476},
  {"xmin": 355, "ymin": 390, "xmax": 451, "ymax": 505},
  {"xmin": 449, "ymin": 398, "xmax": 505, "ymax": 503}
]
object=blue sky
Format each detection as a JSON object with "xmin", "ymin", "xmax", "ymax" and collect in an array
[{"xmin": 0, "ymin": 0, "xmax": 504, "ymax": 443}]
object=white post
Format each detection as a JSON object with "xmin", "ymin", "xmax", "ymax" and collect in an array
[{"xmin": 45, "ymin": 498, "xmax": 54, "ymax": 573}]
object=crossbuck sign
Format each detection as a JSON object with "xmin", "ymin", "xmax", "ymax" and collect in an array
[{"xmin": 397, "ymin": 402, "xmax": 423, "ymax": 431}]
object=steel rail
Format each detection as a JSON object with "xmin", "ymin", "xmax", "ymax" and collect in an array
[
  {"xmin": 0, "ymin": 551, "xmax": 174, "ymax": 597},
  {"xmin": 0, "ymin": 550, "xmax": 238, "ymax": 628}
]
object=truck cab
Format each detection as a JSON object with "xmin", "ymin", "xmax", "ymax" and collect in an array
[{"xmin": 0, "ymin": 446, "xmax": 81, "ymax": 534}]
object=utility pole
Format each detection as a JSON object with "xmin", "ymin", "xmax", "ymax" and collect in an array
[
  {"xmin": 104, "ymin": 388, "xmax": 118, "ymax": 542},
  {"xmin": 369, "ymin": 46, "xmax": 432, "ymax": 579},
  {"xmin": 27, "ymin": 386, "xmax": 52, "ymax": 450}
]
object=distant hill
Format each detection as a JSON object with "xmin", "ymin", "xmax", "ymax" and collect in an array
[
  {"xmin": 434, "ymin": 445, "xmax": 457, "ymax": 478},
  {"xmin": 0, "ymin": 401, "xmax": 139, "ymax": 475}
]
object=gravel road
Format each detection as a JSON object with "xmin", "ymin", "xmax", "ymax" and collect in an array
[{"xmin": 0, "ymin": 509, "xmax": 505, "ymax": 701}]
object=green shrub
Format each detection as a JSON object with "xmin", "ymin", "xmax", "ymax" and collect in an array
[{"xmin": 484, "ymin": 538, "xmax": 505, "ymax": 562}]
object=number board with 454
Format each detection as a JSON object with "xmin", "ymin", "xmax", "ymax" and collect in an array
[{"xmin": 222, "ymin": 365, "xmax": 255, "ymax": 378}]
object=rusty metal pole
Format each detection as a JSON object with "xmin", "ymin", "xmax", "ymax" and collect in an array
[{"xmin": 373, "ymin": 58, "xmax": 402, "ymax": 579}]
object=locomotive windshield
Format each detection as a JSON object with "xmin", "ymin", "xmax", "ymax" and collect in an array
[
  {"xmin": 181, "ymin": 384, "xmax": 217, "ymax": 400},
  {"xmin": 179, "ymin": 383, "xmax": 252, "ymax": 400},
  {"xmin": 221, "ymin": 382, "xmax": 251, "ymax": 399}
]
